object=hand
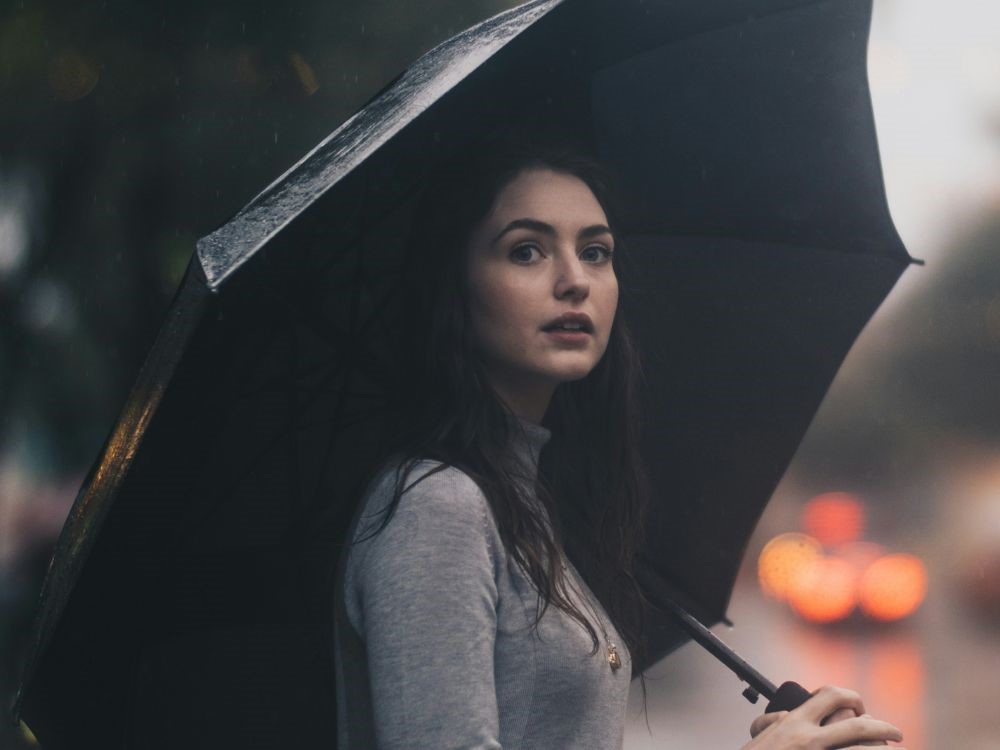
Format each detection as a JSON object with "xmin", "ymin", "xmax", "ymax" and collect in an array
[
  {"xmin": 823, "ymin": 706, "xmax": 887, "ymax": 746},
  {"xmin": 741, "ymin": 685, "xmax": 904, "ymax": 750}
]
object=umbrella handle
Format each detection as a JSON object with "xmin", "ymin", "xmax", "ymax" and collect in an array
[{"xmin": 764, "ymin": 681, "xmax": 812, "ymax": 713}]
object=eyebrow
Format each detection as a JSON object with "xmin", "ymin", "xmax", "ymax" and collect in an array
[{"xmin": 491, "ymin": 218, "xmax": 614, "ymax": 246}]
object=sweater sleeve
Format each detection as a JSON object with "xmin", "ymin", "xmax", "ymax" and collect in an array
[{"xmin": 347, "ymin": 465, "xmax": 504, "ymax": 750}]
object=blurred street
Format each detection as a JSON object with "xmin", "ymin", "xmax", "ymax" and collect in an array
[{"xmin": 626, "ymin": 446, "xmax": 1000, "ymax": 750}]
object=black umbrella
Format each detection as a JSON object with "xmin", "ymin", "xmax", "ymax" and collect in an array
[{"xmin": 15, "ymin": 0, "xmax": 915, "ymax": 746}]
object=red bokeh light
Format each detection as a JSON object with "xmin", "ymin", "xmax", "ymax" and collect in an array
[{"xmin": 802, "ymin": 492, "xmax": 866, "ymax": 547}]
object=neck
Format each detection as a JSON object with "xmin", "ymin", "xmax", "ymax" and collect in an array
[
  {"xmin": 502, "ymin": 409, "xmax": 552, "ymax": 483},
  {"xmin": 484, "ymin": 372, "xmax": 556, "ymax": 425}
]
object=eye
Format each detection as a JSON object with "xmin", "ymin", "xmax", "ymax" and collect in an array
[
  {"xmin": 510, "ymin": 243, "xmax": 542, "ymax": 264},
  {"xmin": 580, "ymin": 244, "xmax": 614, "ymax": 263}
]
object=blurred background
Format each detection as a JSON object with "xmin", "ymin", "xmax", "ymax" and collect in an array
[{"xmin": 1, "ymin": 0, "xmax": 997, "ymax": 748}]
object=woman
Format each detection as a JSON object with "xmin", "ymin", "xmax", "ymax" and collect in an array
[{"xmin": 331, "ymin": 133, "xmax": 905, "ymax": 750}]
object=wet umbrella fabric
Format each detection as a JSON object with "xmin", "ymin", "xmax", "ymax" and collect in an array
[{"xmin": 15, "ymin": 0, "xmax": 914, "ymax": 746}]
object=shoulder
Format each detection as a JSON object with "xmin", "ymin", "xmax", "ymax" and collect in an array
[
  {"xmin": 348, "ymin": 458, "xmax": 502, "ymax": 573},
  {"xmin": 356, "ymin": 458, "xmax": 490, "ymax": 532},
  {"xmin": 343, "ymin": 459, "xmax": 505, "ymax": 625}
]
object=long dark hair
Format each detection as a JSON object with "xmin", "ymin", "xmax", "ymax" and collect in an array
[{"xmin": 361, "ymin": 129, "xmax": 651, "ymax": 669}]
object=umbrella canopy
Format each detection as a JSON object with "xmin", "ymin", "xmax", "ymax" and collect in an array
[{"xmin": 15, "ymin": 0, "xmax": 914, "ymax": 746}]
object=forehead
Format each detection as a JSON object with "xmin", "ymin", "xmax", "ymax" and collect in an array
[{"xmin": 485, "ymin": 167, "xmax": 608, "ymax": 225}]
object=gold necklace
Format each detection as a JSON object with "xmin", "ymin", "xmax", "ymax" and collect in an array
[{"xmin": 561, "ymin": 559, "xmax": 622, "ymax": 672}]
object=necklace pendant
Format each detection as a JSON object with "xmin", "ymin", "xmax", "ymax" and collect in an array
[{"xmin": 607, "ymin": 643, "xmax": 622, "ymax": 672}]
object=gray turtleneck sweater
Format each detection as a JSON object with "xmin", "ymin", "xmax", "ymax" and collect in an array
[{"xmin": 333, "ymin": 416, "xmax": 632, "ymax": 749}]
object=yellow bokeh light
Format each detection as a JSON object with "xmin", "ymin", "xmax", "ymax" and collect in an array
[{"xmin": 758, "ymin": 532, "xmax": 822, "ymax": 600}]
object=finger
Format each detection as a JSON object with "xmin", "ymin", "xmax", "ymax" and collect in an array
[
  {"xmin": 798, "ymin": 685, "xmax": 865, "ymax": 723},
  {"xmin": 853, "ymin": 713, "xmax": 890, "ymax": 745},
  {"xmin": 822, "ymin": 706, "xmax": 859, "ymax": 726},
  {"xmin": 749, "ymin": 711, "xmax": 786, "ymax": 738},
  {"xmin": 820, "ymin": 716, "xmax": 903, "ymax": 746},
  {"xmin": 825, "ymin": 709, "xmax": 891, "ymax": 745}
]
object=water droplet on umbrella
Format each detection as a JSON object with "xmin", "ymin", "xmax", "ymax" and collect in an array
[{"xmin": 48, "ymin": 49, "xmax": 99, "ymax": 101}]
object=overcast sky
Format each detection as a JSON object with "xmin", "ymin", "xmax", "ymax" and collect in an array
[{"xmin": 868, "ymin": 0, "xmax": 1000, "ymax": 304}]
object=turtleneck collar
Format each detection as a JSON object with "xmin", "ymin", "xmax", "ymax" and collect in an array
[{"xmin": 503, "ymin": 411, "xmax": 552, "ymax": 481}]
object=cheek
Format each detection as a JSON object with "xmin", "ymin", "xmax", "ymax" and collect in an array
[
  {"xmin": 467, "ymin": 268, "xmax": 524, "ymax": 350},
  {"xmin": 467, "ymin": 272, "xmax": 505, "ymax": 330},
  {"xmin": 469, "ymin": 268, "xmax": 536, "ymax": 329},
  {"xmin": 601, "ymin": 275, "xmax": 620, "ymax": 330}
]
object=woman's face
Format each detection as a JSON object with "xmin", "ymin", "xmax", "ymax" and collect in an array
[{"xmin": 465, "ymin": 167, "xmax": 619, "ymax": 420}]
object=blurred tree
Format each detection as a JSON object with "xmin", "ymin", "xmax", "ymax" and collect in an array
[
  {"xmin": 787, "ymin": 203, "xmax": 1000, "ymax": 497},
  {"xmin": 889, "ymin": 210, "xmax": 1000, "ymax": 441},
  {"xmin": 0, "ymin": 0, "xmax": 520, "ymax": 476},
  {"xmin": 0, "ymin": 1, "xmax": 519, "ymax": 745}
]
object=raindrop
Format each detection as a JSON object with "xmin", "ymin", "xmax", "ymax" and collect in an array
[
  {"xmin": 289, "ymin": 51, "xmax": 319, "ymax": 95},
  {"xmin": 48, "ymin": 50, "xmax": 100, "ymax": 101},
  {"xmin": 0, "ymin": 199, "xmax": 29, "ymax": 279},
  {"xmin": 274, "ymin": 132, "xmax": 279, "ymax": 144},
  {"xmin": 22, "ymin": 278, "xmax": 74, "ymax": 333}
]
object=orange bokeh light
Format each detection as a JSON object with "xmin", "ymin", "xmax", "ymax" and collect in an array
[
  {"xmin": 758, "ymin": 533, "xmax": 823, "ymax": 600},
  {"xmin": 858, "ymin": 553, "xmax": 928, "ymax": 621},
  {"xmin": 835, "ymin": 541, "xmax": 886, "ymax": 574},
  {"xmin": 802, "ymin": 492, "xmax": 866, "ymax": 547},
  {"xmin": 786, "ymin": 555, "xmax": 859, "ymax": 623}
]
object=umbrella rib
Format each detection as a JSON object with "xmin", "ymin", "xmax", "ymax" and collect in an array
[{"xmin": 628, "ymin": 232, "xmax": 914, "ymax": 265}]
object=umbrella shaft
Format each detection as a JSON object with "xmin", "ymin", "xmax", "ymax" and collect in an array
[{"xmin": 662, "ymin": 597, "xmax": 778, "ymax": 699}]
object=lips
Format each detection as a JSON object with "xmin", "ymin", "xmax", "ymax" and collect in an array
[{"xmin": 541, "ymin": 312, "xmax": 594, "ymax": 333}]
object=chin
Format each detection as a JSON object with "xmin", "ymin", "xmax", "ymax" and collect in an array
[{"xmin": 542, "ymin": 359, "xmax": 601, "ymax": 384}]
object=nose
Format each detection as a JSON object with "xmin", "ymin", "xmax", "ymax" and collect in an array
[{"xmin": 553, "ymin": 254, "xmax": 589, "ymax": 302}]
